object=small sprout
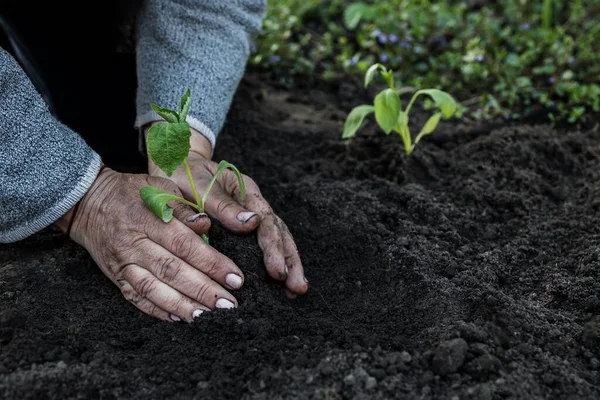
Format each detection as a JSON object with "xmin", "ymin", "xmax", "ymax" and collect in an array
[
  {"xmin": 343, "ymin": 63, "xmax": 457, "ymax": 156},
  {"xmin": 141, "ymin": 89, "xmax": 246, "ymax": 242}
]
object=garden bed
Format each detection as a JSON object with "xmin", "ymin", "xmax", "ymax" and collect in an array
[{"xmin": 1, "ymin": 76, "xmax": 600, "ymax": 399}]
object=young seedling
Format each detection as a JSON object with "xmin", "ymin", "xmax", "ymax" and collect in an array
[
  {"xmin": 343, "ymin": 63, "xmax": 457, "ymax": 155},
  {"xmin": 140, "ymin": 89, "xmax": 246, "ymax": 243}
]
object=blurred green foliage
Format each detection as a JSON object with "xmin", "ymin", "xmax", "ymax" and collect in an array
[{"xmin": 251, "ymin": 0, "xmax": 600, "ymax": 123}]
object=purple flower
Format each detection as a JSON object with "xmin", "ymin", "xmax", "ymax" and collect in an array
[
  {"xmin": 380, "ymin": 53, "xmax": 389, "ymax": 63},
  {"xmin": 372, "ymin": 29, "xmax": 382, "ymax": 37},
  {"xmin": 268, "ymin": 55, "xmax": 281, "ymax": 64},
  {"xmin": 476, "ymin": 55, "xmax": 484, "ymax": 62},
  {"xmin": 433, "ymin": 36, "xmax": 447, "ymax": 46},
  {"xmin": 389, "ymin": 34, "xmax": 398, "ymax": 43},
  {"xmin": 414, "ymin": 45, "xmax": 424, "ymax": 54},
  {"xmin": 549, "ymin": 101, "xmax": 556, "ymax": 108},
  {"xmin": 377, "ymin": 34, "xmax": 388, "ymax": 44},
  {"xmin": 394, "ymin": 55, "xmax": 403, "ymax": 63},
  {"xmin": 406, "ymin": 35, "xmax": 414, "ymax": 42},
  {"xmin": 399, "ymin": 41, "xmax": 412, "ymax": 49},
  {"xmin": 350, "ymin": 55, "xmax": 359, "ymax": 66},
  {"xmin": 548, "ymin": 76, "xmax": 555, "ymax": 84},
  {"xmin": 520, "ymin": 23, "xmax": 530, "ymax": 30},
  {"xmin": 568, "ymin": 56, "xmax": 575, "ymax": 64},
  {"xmin": 504, "ymin": 113, "xmax": 511, "ymax": 120}
]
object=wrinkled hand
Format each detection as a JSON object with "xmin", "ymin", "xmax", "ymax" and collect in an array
[
  {"xmin": 148, "ymin": 128, "xmax": 308, "ymax": 298},
  {"xmin": 56, "ymin": 168, "xmax": 245, "ymax": 322}
]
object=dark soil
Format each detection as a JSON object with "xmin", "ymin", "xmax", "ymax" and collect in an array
[{"xmin": 2, "ymin": 77, "xmax": 600, "ymax": 399}]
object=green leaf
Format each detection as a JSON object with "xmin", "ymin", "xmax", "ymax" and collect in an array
[
  {"xmin": 147, "ymin": 122, "xmax": 191, "ymax": 177},
  {"xmin": 151, "ymin": 104, "xmax": 179, "ymax": 123},
  {"xmin": 201, "ymin": 160, "xmax": 247, "ymax": 208},
  {"xmin": 533, "ymin": 64, "xmax": 556, "ymax": 75},
  {"xmin": 504, "ymin": 53, "xmax": 521, "ymax": 67},
  {"xmin": 179, "ymin": 89, "xmax": 192, "ymax": 122},
  {"xmin": 343, "ymin": 2, "xmax": 368, "ymax": 30},
  {"xmin": 342, "ymin": 105, "xmax": 374, "ymax": 139},
  {"xmin": 516, "ymin": 76, "xmax": 532, "ymax": 89},
  {"xmin": 412, "ymin": 89, "xmax": 457, "ymax": 118},
  {"xmin": 414, "ymin": 112, "xmax": 442, "ymax": 145},
  {"xmin": 374, "ymin": 88, "xmax": 401, "ymax": 134},
  {"xmin": 140, "ymin": 186, "xmax": 187, "ymax": 223},
  {"xmin": 365, "ymin": 63, "xmax": 383, "ymax": 88}
]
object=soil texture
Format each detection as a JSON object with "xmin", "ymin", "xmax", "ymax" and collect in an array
[{"xmin": 2, "ymin": 77, "xmax": 600, "ymax": 399}]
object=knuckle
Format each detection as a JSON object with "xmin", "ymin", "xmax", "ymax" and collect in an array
[
  {"xmin": 156, "ymin": 256, "xmax": 182, "ymax": 282},
  {"xmin": 136, "ymin": 274, "xmax": 157, "ymax": 299},
  {"xmin": 192, "ymin": 281, "xmax": 211, "ymax": 302},
  {"xmin": 172, "ymin": 202, "xmax": 190, "ymax": 217},
  {"xmin": 145, "ymin": 303, "xmax": 159, "ymax": 317},
  {"xmin": 121, "ymin": 286, "xmax": 140, "ymax": 304},
  {"xmin": 164, "ymin": 296, "xmax": 185, "ymax": 314},
  {"xmin": 125, "ymin": 204, "xmax": 153, "ymax": 228},
  {"xmin": 216, "ymin": 198, "xmax": 235, "ymax": 216},
  {"xmin": 200, "ymin": 254, "xmax": 223, "ymax": 277},
  {"xmin": 169, "ymin": 233, "xmax": 195, "ymax": 260}
]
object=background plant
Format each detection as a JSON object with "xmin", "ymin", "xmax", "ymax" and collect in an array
[
  {"xmin": 252, "ymin": 0, "xmax": 600, "ymax": 124},
  {"xmin": 343, "ymin": 63, "xmax": 457, "ymax": 155}
]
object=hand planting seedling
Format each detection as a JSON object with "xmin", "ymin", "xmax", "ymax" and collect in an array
[
  {"xmin": 140, "ymin": 89, "xmax": 245, "ymax": 243},
  {"xmin": 343, "ymin": 63, "xmax": 457, "ymax": 155}
]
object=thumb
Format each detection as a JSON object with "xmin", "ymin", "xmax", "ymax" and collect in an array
[
  {"xmin": 204, "ymin": 186, "xmax": 260, "ymax": 234},
  {"xmin": 171, "ymin": 201, "xmax": 211, "ymax": 236}
]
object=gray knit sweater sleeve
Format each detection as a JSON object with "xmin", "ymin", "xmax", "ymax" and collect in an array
[
  {"xmin": 0, "ymin": 48, "xmax": 101, "ymax": 243},
  {"xmin": 135, "ymin": 0, "xmax": 266, "ymax": 149}
]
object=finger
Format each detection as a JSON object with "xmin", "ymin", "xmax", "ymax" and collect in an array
[
  {"xmin": 241, "ymin": 182, "xmax": 289, "ymax": 282},
  {"xmin": 204, "ymin": 185, "xmax": 259, "ymax": 234},
  {"xmin": 136, "ymin": 241, "xmax": 239, "ymax": 308},
  {"xmin": 117, "ymin": 279, "xmax": 171, "ymax": 321},
  {"xmin": 256, "ymin": 213, "xmax": 289, "ymax": 281},
  {"xmin": 171, "ymin": 201, "xmax": 211, "ymax": 236},
  {"xmin": 145, "ymin": 216, "xmax": 244, "ymax": 290},
  {"xmin": 281, "ymin": 228, "xmax": 309, "ymax": 295},
  {"xmin": 122, "ymin": 264, "xmax": 211, "ymax": 322}
]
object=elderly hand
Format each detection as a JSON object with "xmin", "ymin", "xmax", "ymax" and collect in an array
[
  {"xmin": 147, "ymin": 128, "xmax": 309, "ymax": 299},
  {"xmin": 56, "ymin": 168, "xmax": 244, "ymax": 322}
]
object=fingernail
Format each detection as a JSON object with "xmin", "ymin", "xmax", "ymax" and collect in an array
[
  {"xmin": 236, "ymin": 211, "xmax": 257, "ymax": 223},
  {"xmin": 226, "ymin": 273, "xmax": 243, "ymax": 289},
  {"xmin": 192, "ymin": 309, "xmax": 204, "ymax": 319},
  {"xmin": 279, "ymin": 265, "xmax": 289, "ymax": 281},
  {"xmin": 216, "ymin": 298, "xmax": 235, "ymax": 309},
  {"xmin": 303, "ymin": 277, "xmax": 309, "ymax": 283},
  {"xmin": 187, "ymin": 213, "xmax": 208, "ymax": 223},
  {"xmin": 170, "ymin": 314, "xmax": 181, "ymax": 321}
]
